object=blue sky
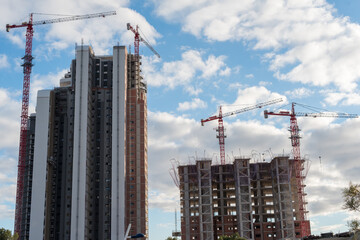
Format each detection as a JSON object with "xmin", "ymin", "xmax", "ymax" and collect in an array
[{"xmin": 1, "ymin": 0, "xmax": 360, "ymax": 239}]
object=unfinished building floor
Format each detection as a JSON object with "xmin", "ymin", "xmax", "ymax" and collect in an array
[{"xmin": 178, "ymin": 156, "xmax": 310, "ymax": 240}]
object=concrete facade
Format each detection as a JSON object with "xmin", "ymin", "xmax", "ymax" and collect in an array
[
  {"xmin": 19, "ymin": 114, "xmax": 36, "ymax": 240},
  {"xmin": 125, "ymin": 54, "xmax": 148, "ymax": 238},
  {"xmin": 179, "ymin": 157, "xmax": 310, "ymax": 240},
  {"xmin": 18, "ymin": 45, "xmax": 148, "ymax": 240}
]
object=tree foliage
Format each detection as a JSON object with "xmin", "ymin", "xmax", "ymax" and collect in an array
[
  {"xmin": 0, "ymin": 228, "xmax": 17, "ymax": 240},
  {"xmin": 219, "ymin": 233, "xmax": 247, "ymax": 240},
  {"xmin": 343, "ymin": 182, "xmax": 360, "ymax": 212},
  {"xmin": 165, "ymin": 237, "xmax": 177, "ymax": 240},
  {"xmin": 348, "ymin": 219, "xmax": 360, "ymax": 232},
  {"xmin": 343, "ymin": 182, "xmax": 360, "ymax": 235}
]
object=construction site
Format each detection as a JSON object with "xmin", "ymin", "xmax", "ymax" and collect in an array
[
  {"xmin": 178, "ymin": 156, "xmax": 309, "ymax": 240},
  {"xmin": 5, "ymin": 7, "xmax": 360, "ymax": 240},
  {"xmin": 172, "ymin": 101, "xmax": 358, "ymax": 240}
]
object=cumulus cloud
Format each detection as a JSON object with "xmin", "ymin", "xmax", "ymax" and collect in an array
[
  {"xmin": 142, "ymin": 49, "xmax": 229, "ymax": 92},
  {"xmin": 0, "ymin": 89, "xmax": 21, "ymax": 150},
  {"xmin": 0, "ymin": 54, "xmax": 10, "ymax": 69},
  {"xmin": 232, "ymin": 85, "xmax": 286, "ymax": 106},
  {"xmin": 184, "ymin": 86, "xmax": 203, "ymax": 96},
  {"xmin": 152, "ymin": 0, "xmax": 360, "ymax": 100},
  {"xmin": 285, "ymin": 87, "xmax": 314, "ymax": 99},
  {"xmin": 245, "ymin": 74, "xmax": 254, "ymax": 79},
  {"xmin": 321, "ymin": 90, "xmax": 360, "ymax": 106},
  {"xmin": 177, "ymin": 98, "xmax": 207, "ymax": 111},
  {"xmin": 30, "ymin": 69, "xmax": 68, "ymax": 110},
  {"xmin": 0, "ymin": 153, "xmax": 18, "ymax": 221},
  {"xmin": 148, "ymin": 191, "xmax": 179, "ymax": 212}
]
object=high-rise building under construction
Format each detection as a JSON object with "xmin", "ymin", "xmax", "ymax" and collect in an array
[
  {"xmin": 17, "ymin": 45, "xmax": 148, "ymax": 240},
  {"xmin": 178, "ymin": 157, "xmax": 310, "ymax": 240}
]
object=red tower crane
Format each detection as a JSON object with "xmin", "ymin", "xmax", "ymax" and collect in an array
[
  {"xmin": 264, "ymin": 102, "xmax": 358, "ymax": 238},
  {"xmin": 127, "ymin": 23, "xmax": 160, "ymax": 58},
  {"xmin": 6, "ymin": 11, "xmax": 116, "ymax": 237},
  {"xmin": 201, "ymin": 98, "xmax": 283, "ymax": 165}
]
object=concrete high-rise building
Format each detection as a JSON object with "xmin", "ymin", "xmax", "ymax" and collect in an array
[
  {"xmin": 17, "ymin": 45, "xmax": 148, "ymax": 240},
  {"xmin": 178, "ymin": 157, "xmax": 310, "ymax": 240}
]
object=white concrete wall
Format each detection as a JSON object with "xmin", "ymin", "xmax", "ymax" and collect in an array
[
  {"xmin": 111, "ymin": 46, "xmax": 127, "ymax": 240},
  {"xmin": 71, "ymin": 45, "xmax": 90, "ymax": 240},
  {"xmin": 29, "ymin": 90, "xmax": 51, "ymax": 240}
]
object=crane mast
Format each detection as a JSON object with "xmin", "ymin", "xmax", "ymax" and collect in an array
[
  {"xmin": 201, "ymin": 98, "xmax": 282, "ymax": 165},
  {"xmin": 6, "ymin": 11, "xmax": 116, "ymax": 237},
  {"xmin": 264, "ymin": 102, "xmax": 358, "ymax": 238}
]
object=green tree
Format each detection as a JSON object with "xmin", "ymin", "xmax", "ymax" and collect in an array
[
  {"xmin": 343, "ymin": 182, "xmax": 360, "ymax": 239},
  {"xmin": 343, "ymin": 182, "xmax": 360, "ymax": 212},
  {"xmin": 0, "ymin": 228, "xmax": 12, "ymax": 240},
  {"xmin": 165, "ymin": 237, "xmax": 177, "ymax": 240},
  {"xmin": 12, "ymin": 232, "xmax": 18, "ymax": 240},
  {"xmin": 219, "ymin": 232, "xmax": 247, "ymax": 240}
]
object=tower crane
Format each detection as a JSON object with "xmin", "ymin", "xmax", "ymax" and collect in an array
[
  {"xmin": 264, "ymin": 102, "xmax": 358, "ymax": 238},
  {"xmin": 6, "ymin": 11, "xmax": 116, "ymax": 237},
  {"xmin": 127, "ymin": 23, "xmax": 160, "ymax": 58},
  {"xmin": 201, "ymin": 98, "xmax": 283, "ymax": 165}
]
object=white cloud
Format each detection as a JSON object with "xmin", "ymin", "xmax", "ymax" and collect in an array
[
  {"xmin": 0, "ymin": 89, "xmax": 21, "ymax": 150},
  {"xmin": 5, "ymin": 33, "xmax": 24, "ymax": 48},
  {"xmin": 0, "ymin": 54, "xmax": 10, "ymax": 69},
  {"xmin": 232, "ymin": 86, "xmax": 286, "ymax": 106},
  {"xmin": 259, "ymin": 81, "xmax": 272, "ymax": 87},
  {"xmin": 184, "ymin": 86, "xmax": 203, "ymax": 96},
  {"xmin": 228, "ymin": 82, "xmax": 244, "ymax": 90},
  {"xmin": 142, "ymin": 49, "xmax": 229, "ymax": 91},
  {"xmin": 245, "ymin": 74, "xmax": 254, "ymax": 79},
  {"xmin": 177, "ymin": 98, "xmax": 207, "ymax": 111},
  {"xmin": 285, "ymin": 87, "xmax": 314, "ymax": 99},
  {"xmin": 0, "ymin": 154, "xmax": 17, "ymax": 221},
  {"xmin": 0, "ymin": 204, "xmax": 14, "ymax": 220},
  {"xmin": 152, "ymin": 0, "xmax": 360, "ymax": 100},
  {"xmin": 219, "ymin": 67, "xmax": 231, "ymax": 76},
  {"xmin": 148, "ymin": 191, "xmax": 179, "ymax": 212},
  {"xmin": 29, "ymin": 70, "xmax": 68, "ymax": 110},
  {"xmin": 321, "ymin": 90, "xmax": 360, "ymax": 106}
]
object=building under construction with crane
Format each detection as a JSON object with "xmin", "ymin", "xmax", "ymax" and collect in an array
[
  {"xmin": 179, "ymin": 99, "xmax": 312, "ymax": 240},
  {"xmin": 8, "ymin": 11, "xmax": 159, "ymax": 240},
  {"xmin": 178, "ymin": 101, "xmax": 358, "ymax": 240},
  {"xmin": 178, "ymin": 156, "xmax": 310, "ymax": 240}
]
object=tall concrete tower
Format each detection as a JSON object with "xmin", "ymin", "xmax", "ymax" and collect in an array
[{"xmin": 19, "ymin": 45, "xmax": 148, "ymax": 240}]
